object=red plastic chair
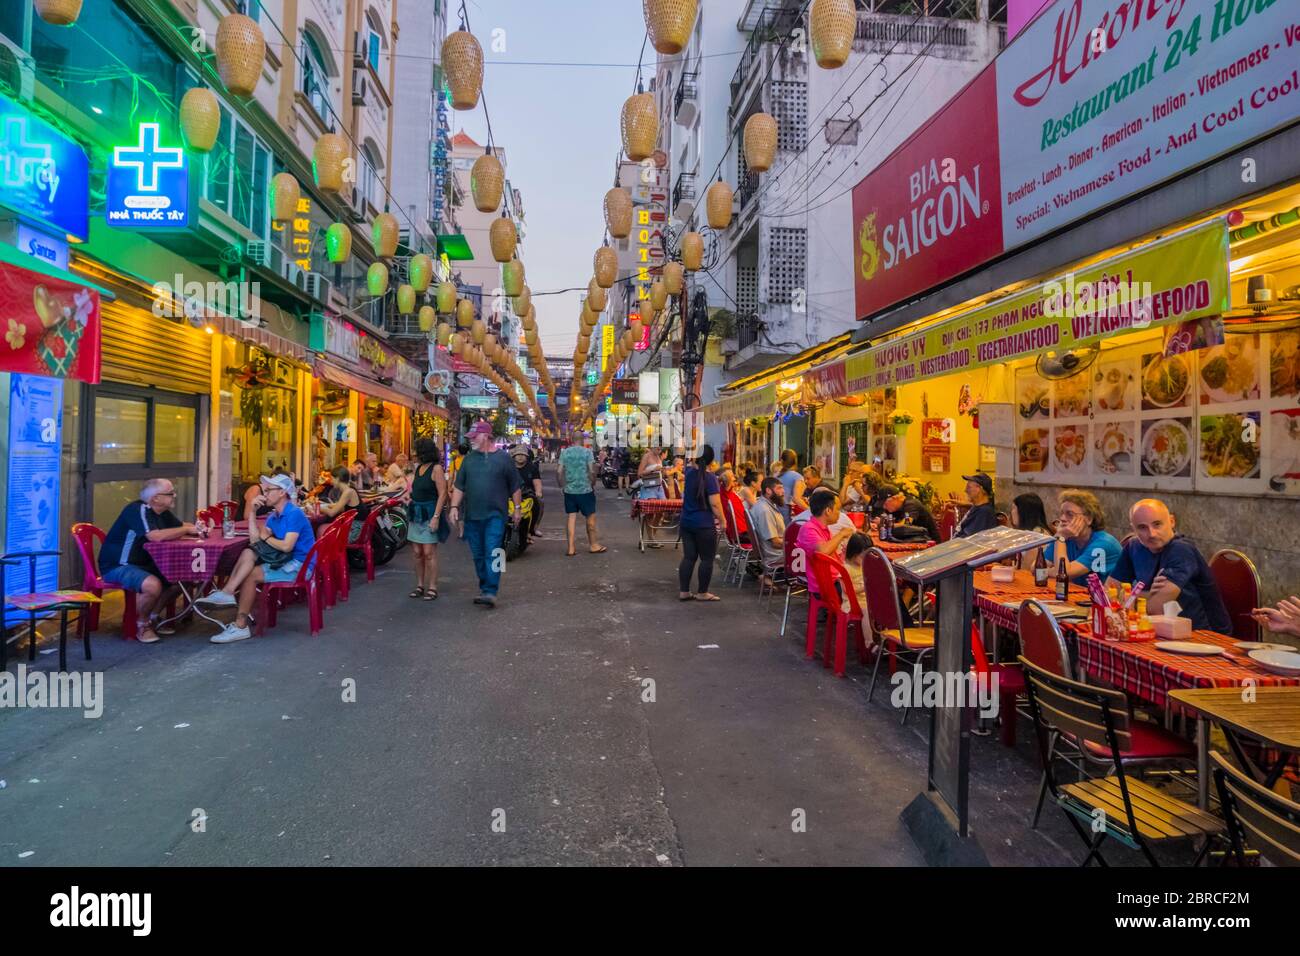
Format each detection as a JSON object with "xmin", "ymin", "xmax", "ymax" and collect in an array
[
  {"xmin": 806, "ymin": 551, "xmax": 863, "ymax": 677},
  {"xmin": 779, "ymin": 522, "xmax": 807, "ymax": 637},
  {"xmin": 346, "ymin": 501, "xmax": 395, "ymax": 583},
  {"xmin": 254, "ymin": 534, "xmax": 330, "ymax": 637},
  {"xmin": 937, "ymin": 505, "xmax": 957, "ymax": 542},
  {"xmin": 971, "ymin": 622, "xmax": 1025, "ymax": 747},
  {"xmin": 1208, "ymin": 549, "xmax": 1261, "ymax": 641},
  {"xmin": 71, "ymin": 523, "xmax": 138, "ymax": 640},
  {"xmin": 327, "ymin": 510, "xmax": 358, "ymax": 604}
]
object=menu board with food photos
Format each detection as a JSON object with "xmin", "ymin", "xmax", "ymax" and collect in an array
[{"xmin": 1014, "ymin": 330, "xmax": 1300, "ymax": 497}]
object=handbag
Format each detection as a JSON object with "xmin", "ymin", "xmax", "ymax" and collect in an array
[{"xmin": 252, "ymin": 538, "xmax": 294, "ymax": 569}]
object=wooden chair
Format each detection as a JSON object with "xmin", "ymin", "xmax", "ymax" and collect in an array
[
  {"xmin": 1020, "ymin": 656, "xmax": 1222, "ymax": 866},
  {"xmin": 1208, "ymin": 549, "xmax": 1261, "ymax": 641},
  {"xmin": 806, "ymin": 551, "xmax": 863, "ymax": 678},
  {"xmin": 1213, "ymin": 751, "xmax": 1300, "ymax": 867},
  {"xmin": 862, "ymin": 547, "xmax": 935, "ymax": 723}
]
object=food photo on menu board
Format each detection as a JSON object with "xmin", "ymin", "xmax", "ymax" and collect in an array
[
  {"xmin": 1140, "ymin": 352, "xmax": 1191, "ymax": 410},
  {"xmin": 1140, "ymin": 418, "xmax": 1193, "ymax": 479},
  {"xmin": 1199, "ymin": 412, "xmax": 1260, "ymax": 481},
  {"xmin": 1093, "ymin": 421, "xmax": 1136, "ymax": 476},
  {"xmin": 1092, "ymin": 357, "xmax": 1138, "ymax": 413},
  {"xmin": 1198, "ymin": 335, "xmax": 1260, "ymax": 405},
  {"xmin": 1269, "ymin": 331, "xmax": 1300, "ymax": 400}
]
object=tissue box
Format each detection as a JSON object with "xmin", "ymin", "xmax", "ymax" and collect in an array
[
  {"xmin": 1150, "ymin": 615, "xmax": 1191, "ymax": 639},
  {"xmin": 990, "ymin": 565, "xmax": 1016, "ymax": 583}
]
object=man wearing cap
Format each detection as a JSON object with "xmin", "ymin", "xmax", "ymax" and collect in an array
[
  {"xmin": 954, "ymin": 473, "xmax": 999, "ymax": 538},
  {"xmin": 879, "ymin": 484, "xmax": 940, "ymax": 542},
  {"xmin": 449, "ymin": 420, "xmax": 522, "ymax": 608},
  {"xmin": 199, "ymin": 473, "xmax": 316, "ymax": 643}
]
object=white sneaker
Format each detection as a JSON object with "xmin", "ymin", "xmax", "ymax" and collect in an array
[
  {"xmin": 197, "ymin": 589, "xmax": 237, "ymax": 607},
  {"xmin": 210, "ymin": 623, "xmax": 252, "ymax": 644}
]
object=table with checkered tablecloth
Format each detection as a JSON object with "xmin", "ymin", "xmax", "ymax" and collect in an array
[
  {"xmin": 629, "ymin": 499, "xmax": 682, "ymax": 553},
  {"xmin": 144, "ymin": 535, "xmax": 248, "ymax": 584}
]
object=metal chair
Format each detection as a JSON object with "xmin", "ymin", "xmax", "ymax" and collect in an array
[
  {"xmin": 861, "ymin": 547, "xmax": 935, "ymax": 723},
  {"xmin": 1208, "ymin": 549, "xmax": 1261, "ymax": 641},
  {"xmin": 1021, "ymin": 656, "xmax": 1222, "ymax": 866},
  {"xmin": 779, "ymin": 522, "xmax": 808, "ymax": 637},
  {"xmin": 1213, "ymin": 751, "xmax": 1300, "ymax": 867},
  {"xmin": 718, "ymin": 494, "xmax": 752, "ymax": 587}
]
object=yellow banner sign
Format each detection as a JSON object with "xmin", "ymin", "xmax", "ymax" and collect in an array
[
  {"xmin": 843, "ymin": 222, "xmax": 1228, "ymax": 393},
  {"xmin": 699, "ymin": 382, "xmax": 778, "ymax": 426},
  {"xmin": 602, "ymin": 324, "xmax": 614, "ymax": 371}
]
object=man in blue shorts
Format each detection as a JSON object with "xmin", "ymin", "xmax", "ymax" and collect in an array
[{"xmin": 559, "ymin": 437, "xmax": 604, "ymax": 557}]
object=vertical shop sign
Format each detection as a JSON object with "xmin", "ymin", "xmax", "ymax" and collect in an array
[{"xmin": 5, "ymin": 374, "xmax": 63, "ymax": 602}]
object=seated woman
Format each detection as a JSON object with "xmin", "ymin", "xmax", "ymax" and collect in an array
[
  {"xmin": 319, "ymin": 467, "xmax": 366, "ymax": 542},
  {"xmin": 1010, "ymin": 492, "xmax": 1051, "ymax": 570}
]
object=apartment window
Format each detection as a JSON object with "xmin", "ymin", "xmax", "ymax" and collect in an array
[
  {"xmin": 368, "ymin": 31, "xmax": 380, "ymax": 72},
  {"xmin": 771, "ymin": 81, "xmax": 807, "ymax": 151},
  {"xmin": 359, "ymin": 144, "xmax": 381, "ymax": 214},
  {"xmin": 205, "ymin": 106, "xmax": 271, "ymax": 240},
  {"xmin": 301, "ymin": 32, "xmax": 332, "ymax": 123},
  {"xmin": 767, "ymin": 227, "xmax": 805, "ymax": 305},
  {"xmin": 737, "ymin": 265, "xmax": 758, "ymax": 316}
]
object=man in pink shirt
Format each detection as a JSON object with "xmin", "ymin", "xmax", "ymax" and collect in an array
[{"xmin": 795, "ymin": 488, "xmax": 855, "ymax": 597}]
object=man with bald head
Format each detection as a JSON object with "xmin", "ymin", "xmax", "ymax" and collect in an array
[{"xmin": 1106, "ymin": 498, "xmax": 1231, "ymax": 634}]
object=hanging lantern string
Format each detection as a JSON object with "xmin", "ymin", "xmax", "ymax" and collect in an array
[{"xmin": 455, "ymin": 1, "xmax": 518, "ymax": 224}]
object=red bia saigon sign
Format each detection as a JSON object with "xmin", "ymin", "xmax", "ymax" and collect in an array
[{"xmin": 853, "ymin": 0, "xmax": 1300, "ymax": 321}]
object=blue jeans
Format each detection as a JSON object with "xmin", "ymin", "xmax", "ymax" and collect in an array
[{"xmin": 463, "ymin": 514, "xmax": 506, "ymax": 596}]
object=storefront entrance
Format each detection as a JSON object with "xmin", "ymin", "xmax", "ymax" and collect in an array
[{"xmin": 76, "ymin": 382, "xmax": 203, "ymax": 533}]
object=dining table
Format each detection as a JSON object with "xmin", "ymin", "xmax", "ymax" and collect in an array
[
  {"xmin": 144, "ymin": 533, "xmax": 251, "ymax": 630},
  {"xmin": 1168, "ymin": 686, "xmax": 1300, "ymax": 809},
  {"xmin": 629, "ymin": 499, "xmax": 683, "ymax": 553}
]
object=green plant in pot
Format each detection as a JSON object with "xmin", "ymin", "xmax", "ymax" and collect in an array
[{"xmin": 889, "ymin": 410, "xmax": 914, "ymax": 437}]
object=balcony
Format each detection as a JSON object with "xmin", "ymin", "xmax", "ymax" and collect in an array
[
  {"xmin": 674, "ymin": 71, "xmax": 699, "ymax": 127},
  {"xmin": 672, "ymin": 171, "xmax": 697, "ymax": 220},
  {"xmin": 736, "ymin": 171, "xmax": 760, "ymax": 212},
  {"xmin": 729, "ymin": 5, "xmax": 803, "ymax": 121}
]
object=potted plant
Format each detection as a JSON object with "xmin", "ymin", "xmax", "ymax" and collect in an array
[{"xmin": 889, "ymin": 410, "xmax": 914, "ymax": 437}]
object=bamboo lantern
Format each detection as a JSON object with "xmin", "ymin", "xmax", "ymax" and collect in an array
[
  {"xmin": 489, "ymin": 216, "xmax": 517, "ymax": 263},
  {"xmin": 502, "ymin": 260, "xmax": 525, "ymax": 297},
  {"xmin": 525, "ymin": 328, "xmax": 538, "ymax": 348},
  {"xmin": 664, "ymin": 261, "xmax": 684, "ymax": 294},
  {"xmin": 471, "ymin": 152, "xmax": 504, "ymax": 213},
  {"xmin": 215, "ymin": 14, "xmax": 265, "ymax": 97},
  {"xmin": 522, "ymin": 307, "xmax": 536, "ymax": 332},
  {"xmin": 643, "ymin": 0, "xmax": 698, "ymax": 55},
  {"xmin": 397, "ymin": 284, "xmax": 416, "ymax": 314},
  {"xmin": 448, "ymin": 332, "xmax": 463, "ymax": 356},
  {"xmin": 367, "ymin": 262, "xmax": 389, "ymax": 296},
  {"xmin": 630, "ymin": 318, "xmax": 644, "ymax": 340},
  {"xmin": 409, "ymin": 254, "xmax": 433, "ymax": 293},
  {"xmin": 706, "ymin": 180, "xmax": 734, "ymax": 230},
  {"xmin": 179, "ymin": 87, "xmax": 220, "ymax": 153},
  {"xmin": 743, "ymin": 112, "xmax": 778, "ymax": 173},
  {"xmin": 512, "ymin": 286, "xmax": 531, "ymax": 316},
  {"xmin": 326, "ymin": 223, "xmax": 352, "ymax": 264},
  {"xmin": 577, "ymin": 332, "xmax": 591, "ymax": 354},
  {"xmin": 621, "ymin": 329, "xmax": 635, "ymax": 351},
  {"xmin": 604, "ymin": 188, "xmax": 633, "ymax": 239},
  {"xmin": 270, "ymin": 173, "xmax": 299, "ymax": 224},
  {"xmin": 471, "ymin": 319, "xmax": 486, "ymax": 345},
  {"xmin": 436, "ymin": 322, "xmax": 452, "ymax": 346},
  {"xmin": 811, "ymin": 0, "xmax": 856, "ymax": 69},
  {"xmin": 442, "ymin": 29, "xmax": 484, "ymax": 110},
  {"xmin": 650, "ymin": 280, "xmax": 668, "ymax": 311},
  {"xmin": 437, "ymin": 282, "xmax": 458, "ymax": 314},
  {"xmin": 594, "ymin": 247, "xmax": 617, "ymax": 289},
  {"xmin": 620, "ymin": 93, "xmax": 657, "ymax": 163},
  {"xmin": 313, "ymin": 132, "xmax": 349, "ymax": 193},
  {"xmin": 457, "ymin": 299, "xmax": 475, "ymax": 329},
  {"xmin": 371, "ymin": 212, "xmax": 399, "ymax": 257},
  {"xmin": 681, "ymin": 231, "xmax": 703, "ymax": 271},
  {"xmin": 587, "ymin": 279, "xmax": 607, "ymax": 313},
  {"xmin": 35, "ymin": 0, "xmax": 83, "ymax": 25},
  {"xmin": 580, "ymin": 307, "xmax": 596, "ymax": 333},
  {"xmin": 418, "ymin": 306, "xmax": 435, "ymax": 333}
]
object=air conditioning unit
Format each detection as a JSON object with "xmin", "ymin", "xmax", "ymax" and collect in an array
[
  {"xmin": 352, "ymin": 32, "xmax": 367, "ymax": 69},
  {"xmin": 283, "ymin": 260, "xmax": 307, "ymax": 291},
  {"xmin": 0, "ymin": 35, "xmax": 35, "ymax": 102},
  {"xmin": 245, "ymin": 240, "xmax": 284, "ymax": 274},
  {"xmin": 303, "ymin": 272, "xmax": 331, "ymax": 304},
  {"xmin": 352, "ymin": 71, "xmax": 369, "ymax": 107}
]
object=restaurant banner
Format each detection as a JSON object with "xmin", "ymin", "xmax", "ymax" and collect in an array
[
  {"xmin": 843, "ymin": 220, "xmax": 1227, "ymax": 392},
  {"xmin": 853, "ymin": 0, "xmax": 1300, "ymax": 320},
  {"xmin": 806, "ymin": 359, "xmax": 849, "ymax": 401},
  {"xmin": 698, "ymin": 382, "xmax": 778, "ymax": 426},
  {"xmin": 0, "ymin": 260, "xmax": 101, "ymax": 383}
]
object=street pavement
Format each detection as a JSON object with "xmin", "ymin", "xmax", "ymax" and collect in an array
[{"xmin": 1, "ymin": 472, "xmax": 1091, "ymax": 866}]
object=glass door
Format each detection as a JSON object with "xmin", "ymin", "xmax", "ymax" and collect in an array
[{"xmin": 80, "ymin": 383, "xmax": 203, "ymax": 533}]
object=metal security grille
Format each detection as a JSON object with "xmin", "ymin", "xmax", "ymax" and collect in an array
[
  {"xmin": 736, "ymin": 265, "xmax": 758, "ymax": 315},
  {"xmin": 767, "ymin": 227, "xmax": 805, "ymax": 305},
  {"xmin": 770, "ymin": 81, "xmax": 806, "ymax": 151}
]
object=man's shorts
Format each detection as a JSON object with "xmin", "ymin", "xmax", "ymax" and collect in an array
[
  {"xmin": 102, "ymin": 564, "xmax": 156, "ymax": 592},
  {"xmin": 263, "ymin": 559, "xmax": 303, "ymax": 583},
  {"xmin": 563, "ymin": 492, "xmax": 596, "ymax": 517}
]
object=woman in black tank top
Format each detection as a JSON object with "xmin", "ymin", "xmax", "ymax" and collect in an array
[{"xmin": 407, "ymin": 438, "xmax": 449, "ymax": 600}]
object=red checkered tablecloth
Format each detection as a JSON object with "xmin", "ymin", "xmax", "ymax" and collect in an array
[
  {"xmin": 972, "ymin": 569, "xmax": 1300, "ymax": 707},
  {"xmin": 630, "ymin": 499, "xmax": 684, "ymax": 519},
  {"xmin": 144, "ymin": 536, "xmax": 248, "ymax": 583},
  {"xmin": 872, "ymin": 535, "xmax": 933, "ymax": 556}
]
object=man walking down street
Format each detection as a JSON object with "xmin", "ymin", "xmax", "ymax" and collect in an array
[
  {"xmin": 558, "ymin": 436, "xmax": 605, "ymax": 556},
  {"xmin": 449, "ymin": 421, "xmax": 522, "ymax": 608}
]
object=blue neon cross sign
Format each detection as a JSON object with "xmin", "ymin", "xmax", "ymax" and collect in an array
[
  {"xmin": 0, "ymin": 116, "xmax": 53, "ymax": 188},
  {"xmin": 113, "ymin": 123, "xmax": 183, "ymax": 192}
]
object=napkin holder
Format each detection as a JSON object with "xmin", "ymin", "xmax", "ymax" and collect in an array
[
  {"xmin": 989, "ymin": 565, "xmax": 1016, "ymax": 583},
  {"xmin": 1150, "ymin": 615, "xmax": 1191, "ymax": 639}
]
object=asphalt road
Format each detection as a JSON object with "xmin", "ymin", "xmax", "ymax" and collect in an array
[{"xmin": 1, "ymin": 476, "xmax": 1084, "ymax": 866}]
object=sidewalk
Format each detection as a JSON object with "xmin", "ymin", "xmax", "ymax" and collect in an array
[{"xmin": 0, "ymin": 482, "xmax": 1088, "ymax": 866}]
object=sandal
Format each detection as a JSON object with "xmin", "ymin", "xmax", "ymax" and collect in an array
[
  {"xmin": 137, "ymin": 627, "xmax": 161, "ymax": 644},
  {"xmin": 695, "ymin": 593, "xmax": 722, "ymax": 602},
  {"xmin": 589, "ymin": 545, "xmax": 608, "ymax": 554},
  {"xmin": 409, "ymin": 587, "xmax": 425, "ymax": 598},
  {"xmin": 423, "ymin": 589, "xmax": 438, "ymax": 601},
  {"xmin": 678, "ymin": 593, "xmax": 695, "ymax": 602}
]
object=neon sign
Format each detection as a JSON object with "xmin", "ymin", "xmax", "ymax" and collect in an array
[
  {"xmin": 106, "ymin": 123, "xmax": 191, "ymax": 228},
  {"xmin": 0, "ymin": 94, "xmax": 89, "ymax": 240}
]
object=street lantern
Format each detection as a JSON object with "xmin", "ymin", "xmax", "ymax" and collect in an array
[
  {"xmin": 643, "ymin": 0, "xmax": 698, "ymax": 55},
  {"xmin": 270, "ymin": 173, "xmax": 299, "ymax": 224},
  {"xmin": 502, "ymin": 260, "xmax": 525, "ymax": 297},
  {"xmin": 811, "ymin": 0, "xmax": 856, "ymax": 69},
  {"xmin": 35, "ymin": 0, "xmax": 83, "ymax": 25},
  {"xmin": 409, "ymin": 254, "xmax": 434, "ymax": 292},
  {"xmin": 367, "ymin": 262, "xmax": 389, "ymax": 296},
  {"xmin": 743, "ymin": 112, "xmax": 778, "ymax": 172},
  {"xmin": 621, "ymin": 92, "xmax": 657, "ymax": 163},
  {"xmin": 471, "ymin": 151, "xmax": 504, "ymax": 212},
  {"xmin": 326, "ymin": 223, "xmax": 352, "ymax": 264},
  {"xmin": 180, "ymin": 87, "xmax": 221, "ymax": 153},
  {"xmin": 397, "ymin": 284, "xmax": 416, "ymax": 315},
  {"xmin": 604, "ymin": 188, "xmax": 633, "ymax": 239},
  {"xmin": 594, "ymin": 247, "xmax": 617, "ymax": 288},
  {"xmin": 437, "ymin": 282, "xmax": 458, "ymax": 313},
  {"xmin": 442, "ymin": 28, "xmax": 484, "ymax": 110},
  {"xmin": 372, "ymin": 212, "xmax": 399, "ymax": 257},
  {"xmin": 587, "ymin": 278, "xmax": 607, "ymax": 313},
  {"xmin": 457, "ymin": 299, "xmax": 475, "ymax": 329},
  {"xmin": 313, "ymin": 132, "xmax": 349, "ymax": 193},
  {"xmin": 216, "ymin": 13, "xmax": 265, "ymax": 97},
  {"xmin": 513, "ymin": 286, "xmax": 531, "ymax": 316},
  {"xmin": 650, "ymin": 280, "xmax": 667, "ymax": 311},
  {"xmin": 489, "ymin": 216, "xmax": 517, "ymax": 263},
  {"xmin": 663, "ymin": 261, "xmax": 684, "ymax": 294},
  {"xmin": 706, "ymin": 180, "xmax": 734, "ymax": 230},
  {"xmin": 681, "ymin": 231, "xmax": 703, "ymax": 271}
]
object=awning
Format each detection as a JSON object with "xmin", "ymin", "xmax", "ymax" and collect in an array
[
  {"xmin": 216, "ymin": 314, "xmax": 310, "ymax": 365},
  {"xmin": 315, "ymin": 358, "xmax": 424, "ymax": 410},
  {"xmin": 697, "ymin": 382, "xmax": 778, "ymax": 426}
]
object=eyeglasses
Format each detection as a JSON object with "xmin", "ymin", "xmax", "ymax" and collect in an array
[{"xmin": 155, "ymin": 491, "xmax": 176, "ymax": 498}]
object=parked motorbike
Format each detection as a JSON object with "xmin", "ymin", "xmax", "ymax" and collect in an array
[
  {"xmin": 347, "ymin": 489, "xmax": 408, "ymax": 570},
  {"xmin": 599, "ymin": 458, "xmax": 619, "ymax": 490}
]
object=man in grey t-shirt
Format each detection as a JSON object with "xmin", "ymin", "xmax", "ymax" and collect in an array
[{"xmin": 449, "ymin": 421, "xmax": 522, "ymax": 607}]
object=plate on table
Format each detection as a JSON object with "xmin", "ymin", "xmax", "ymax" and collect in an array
[
  {"xmin": 1154, "ymin": 641, "xmax": 1224, "ymax": 656},
  {"xmin": 1235, "ymin": 641, "xmax": 1293, "ymax": 652},
  {"xmin": 1248, "ymin": 648, "xmax": 1300, "ymax": 676}
]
